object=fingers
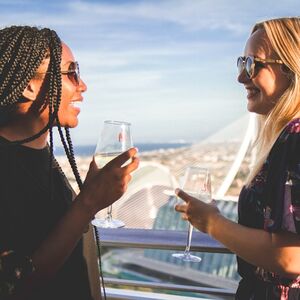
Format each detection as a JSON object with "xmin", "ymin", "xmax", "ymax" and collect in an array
[
  {"xmin": 175, "ymin": 203, "xmax": 187, "ymax": 213},
  {"xmin": 174, "ymin": 206, "xmax": 188, "ymax": 221},
  {"xmin": 175, "ymin": 188, "xmax": 193, "ymax": 203},
  {"xmin": 109, "ymin": 147, "xmax": 138, "ymax": 167},
  {"xmin": 122, "ymin": 156, "xmax": 139, "ymax": 174}
]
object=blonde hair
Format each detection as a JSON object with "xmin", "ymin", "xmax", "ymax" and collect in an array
[{"xmin": 246, "ymin": 17, "xmax": 300, "ymax": 185}]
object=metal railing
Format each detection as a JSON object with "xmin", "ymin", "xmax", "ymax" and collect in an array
[{"xmin": 98, "ymin": 228, "xmax": 236, "ymax": 299}]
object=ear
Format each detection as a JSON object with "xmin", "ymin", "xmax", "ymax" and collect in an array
[
  {"xmin": 280, "ymin": 64, "xmax": 292, "ymax": 74},
  {"xmin": 22, "ymin": 80, "xmax": 41, "ymax": 101}
]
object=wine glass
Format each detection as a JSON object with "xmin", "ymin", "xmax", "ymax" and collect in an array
[
  {"xmin": 172, "ymin": 166, "xmax": 211, "ymax": 262},
  {"xmin": 91, "ymin": 120, "xmax": 133, "ymax": 228}
]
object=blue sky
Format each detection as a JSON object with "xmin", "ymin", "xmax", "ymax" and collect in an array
[{"xmin": 0, "ymin": 0, "xmax": 299, "ymax": 144}]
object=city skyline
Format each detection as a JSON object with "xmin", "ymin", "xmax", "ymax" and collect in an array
[{"xmin": 0, "ymin": 0, "xmax": 299, "ymax": 144}]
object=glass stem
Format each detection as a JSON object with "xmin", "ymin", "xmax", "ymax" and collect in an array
[
  {"xmin": 185, "ymin": 223, "xmax": 193, "ymax": 253},
  {"xmin": 106, "ymin": 205, "xmax": 113, "ymax": 221}
]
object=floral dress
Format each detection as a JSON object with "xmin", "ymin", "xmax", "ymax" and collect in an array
[{"xmin": 236, "ymin": 119, "xmax": 300, "ymax": 300}]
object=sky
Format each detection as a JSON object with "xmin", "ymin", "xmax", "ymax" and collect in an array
[{"xmin": 0, "ymin": 0, "xmax": 299, "ymax": 144}]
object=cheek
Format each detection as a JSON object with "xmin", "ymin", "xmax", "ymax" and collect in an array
[
  {"xmin": 254, "ymin": 73, "xmax": 279, "ymax": 100},
  {"xmin": 274, "ymin": 75, "xmax": 291, "ymax": 98},
  {"xmin": 61, "ymin": 88, "xmax": 73, "ymax": 102},
  {"xmin": 61, "ymin": 76, "xmax": 77, "ymax": 98}
]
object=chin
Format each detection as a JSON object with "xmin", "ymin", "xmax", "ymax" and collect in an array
[
  {"xmin": 54, "ymin": 118, "xmax": 79, "ymax": 128},
  {"xmin": 66, "ymin": 120, "xmax": 79, "ymax": 128},
  {"xmin": 247, "ymin": 102, "xmax": 256, "ymax": 113}
]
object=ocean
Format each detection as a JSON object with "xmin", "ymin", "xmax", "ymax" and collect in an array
[{"xmin": 54, "ymin": 143, "xmax": 191, "ymax": 156}]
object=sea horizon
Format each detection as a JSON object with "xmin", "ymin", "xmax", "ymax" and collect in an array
[{"xmin": 54, "ymin": 142, "xmax": 192, "ymax": 157}]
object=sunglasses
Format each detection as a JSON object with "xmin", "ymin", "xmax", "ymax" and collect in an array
[
  {"xmin": 36, "ymin": 61, "xmax": 81, "ymax": 86},
  {"xmin": 237, "ymin": 56, "xmax": 283, "ymax": 79},
  {"xmin": 61, "ymin": 61, "xmax": 80, "ymax": 86}
]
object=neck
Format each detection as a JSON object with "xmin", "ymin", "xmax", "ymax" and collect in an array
[{"xmin": 0, "ymin": 121, "xmax": 49, "ymax": 149}]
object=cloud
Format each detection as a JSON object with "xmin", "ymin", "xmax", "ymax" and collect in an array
[
  {"xmin": 0, "ymin": 0, "xmax": 299, "ymax": 144},
  {"xmin": 67, "ymin": 0, "xmax": 249, "ymax": 35},
  {"xmin": 67, "ymin": 0, "xmax": 299, "ymax": 36}
]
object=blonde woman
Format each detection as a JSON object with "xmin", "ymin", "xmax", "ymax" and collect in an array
[{"xmin": 175, "ymin": 17, "xmax": 300, "ymax": 299}]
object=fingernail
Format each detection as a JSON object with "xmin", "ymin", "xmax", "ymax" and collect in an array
[{"xmin": 135, "ymin": 147, "xmax": 139, "ymax": 152}]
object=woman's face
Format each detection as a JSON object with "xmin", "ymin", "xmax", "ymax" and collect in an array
[
  {"xmin": 56, "ymin": 42, "xmax": 87, "ymax": 128},
  {"xmin": 26, "ymin": 42, "xmax": 87, "ymax": 129},
  {"xmin": 237, "ymin": 28, "xmax": 291, "ymax": 115}
]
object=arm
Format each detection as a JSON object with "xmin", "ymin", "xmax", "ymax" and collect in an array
[
  {"xmin": 175, "ymin": 189, "xmax": 300, "ymax": 278},
  {"xmin": 15, "ymin": 148, "xmax": 139, "ymax": 298}
]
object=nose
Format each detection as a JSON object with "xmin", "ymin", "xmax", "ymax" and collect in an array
[
  {"xmin": 237, "ymin": 69, "xmax": 250, "ymax": 84},
  {"xmin": 78, "ymin": 78, "xmax": 87, "ymax": 93}
]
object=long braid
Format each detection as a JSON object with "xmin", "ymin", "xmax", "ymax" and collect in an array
[
  {"xmin": 65, "ymin": 128, "xmax": 83, "ymax": 189},
  {"xmin": 0, "ymin": 28, "xmax": 47, "ymax": 108},
  {"xmin": 58, "ymin": 125, "xmax": 107, "ymax": 299},
  {"xmin": 0, "ymin": 26, "xmax": 51, "ymax": 130}
]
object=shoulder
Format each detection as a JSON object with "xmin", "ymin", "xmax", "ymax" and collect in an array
[
  {"xmin": 277, "ymin": 118, "xmax": 300, "ymax": 166},
  {"xmin": 285, "ymin": 118, "xmax": 300, "ymax": 134},
  {"xmin": 279, "ymin": 118, "xmax": 300, "ymax": 140},
  {"xmin": 277, "ymin": 118, "xmax": 300, "ymax": 150}
]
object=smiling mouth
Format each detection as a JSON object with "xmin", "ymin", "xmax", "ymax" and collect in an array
[
  {"xmin": 70, "ymin": 101, "xmax": 82, "ymax": 109},
  {"xmin": 246, "ymin": 88, "xmax": 260, "ymax": 99}
]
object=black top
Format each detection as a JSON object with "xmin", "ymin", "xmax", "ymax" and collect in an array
[
  {"xmin": 0, "ymin": 137, "xmax": 92, "ymax": 300},
  {"xmin": 236, "ymin": 119, "xmax": 300, "ymax": 300}
]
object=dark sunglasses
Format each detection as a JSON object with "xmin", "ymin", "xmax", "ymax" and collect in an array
[
  {"xmin": 61, "ymin": 61, "xmax": 80, "ymax": 86},
  {"xmin": 237, "ymin": 55, "xmax": 283, "ymax": 79},
  {"xmin": 36, "ymin": 61, "xmax": 81, "ymax": 86}
]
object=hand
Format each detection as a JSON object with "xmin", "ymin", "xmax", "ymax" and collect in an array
[
  {"xmin": 79, "ymin": 147, "xmax": 139, "ymax": 215},
  {"xmin": 174, "ymin": 188, "xmax": 220, "ymax": 234}
]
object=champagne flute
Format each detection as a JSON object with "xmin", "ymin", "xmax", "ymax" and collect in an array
[
  {"xmin": 172, "ymin": 166, "xmax": 211, "ymax": 262},
  {"xmin": 91, "ymin": 120, "xmax": 133, "ymax": 228}
]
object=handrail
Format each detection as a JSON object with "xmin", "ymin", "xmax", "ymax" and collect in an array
[
  {"xmin": 105, "ymin": 278, "xmax": 235, "ymax": 297},
  {"xmin": 97, "ymin": 227, "xmax": 236, "ymax": 299},
  {"xmin": 97, "ymin": 228, "xmax": 232, "ymax": 253}
]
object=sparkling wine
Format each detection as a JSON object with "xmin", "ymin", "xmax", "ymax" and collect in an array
[{"xmin": 94, "ymin": 152, "xmax": 121, "ymax": 168}]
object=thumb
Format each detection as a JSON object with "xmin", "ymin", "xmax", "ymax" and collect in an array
[
  {"xmin": 90, "ymin": 156, "xmax": 99, "ymax": 171},
  {"xmin": 85, "ymin": 156, "xmax": 99, "ymax": 180}
]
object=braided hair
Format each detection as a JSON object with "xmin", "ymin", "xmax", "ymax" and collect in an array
[{"xmin": 0, "ymin": 25, "xmax": 82, "ymax": 184}]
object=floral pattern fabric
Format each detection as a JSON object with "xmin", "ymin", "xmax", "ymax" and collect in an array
[
  {"xmin": 0, "ymin": 250, "xmax": 35, "ymax": 298},
  {"xmin": 236, "ymin": 119, "xmax": 300, "ymax": 300}
]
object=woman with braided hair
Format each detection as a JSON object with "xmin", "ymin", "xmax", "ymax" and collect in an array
[{"xmin": 0, "ymin": 26, "xmax": 139, "ymax": 300}]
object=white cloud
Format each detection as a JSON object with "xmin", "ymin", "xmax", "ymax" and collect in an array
[
  {"xmin": 67, "ymin": 0, "xmax": 298, "ymax": 35},
  {"xmin": 0, "ymin": 0, "xmax": 299, "ymax": 143}
]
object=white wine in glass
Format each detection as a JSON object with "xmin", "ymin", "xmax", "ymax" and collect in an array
[
  {"xmin": 91, "ymin": 120, "xmax": 133, "ymax": 228},
  {"xmin": 172, "ymin": 166, "xmax": 211, "ymax": 262}
]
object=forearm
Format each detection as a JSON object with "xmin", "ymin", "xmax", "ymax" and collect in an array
[
  {"xmin": 7, "ymin": 195, "xmax": 96, "ymax": 299},
  {"xmin": 209, "ymin": 214, "xmax": 300, "ymax": 277},
  {"xmin": 31, "ymin": 195, "xmax": 95, "ymax": 277}
]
